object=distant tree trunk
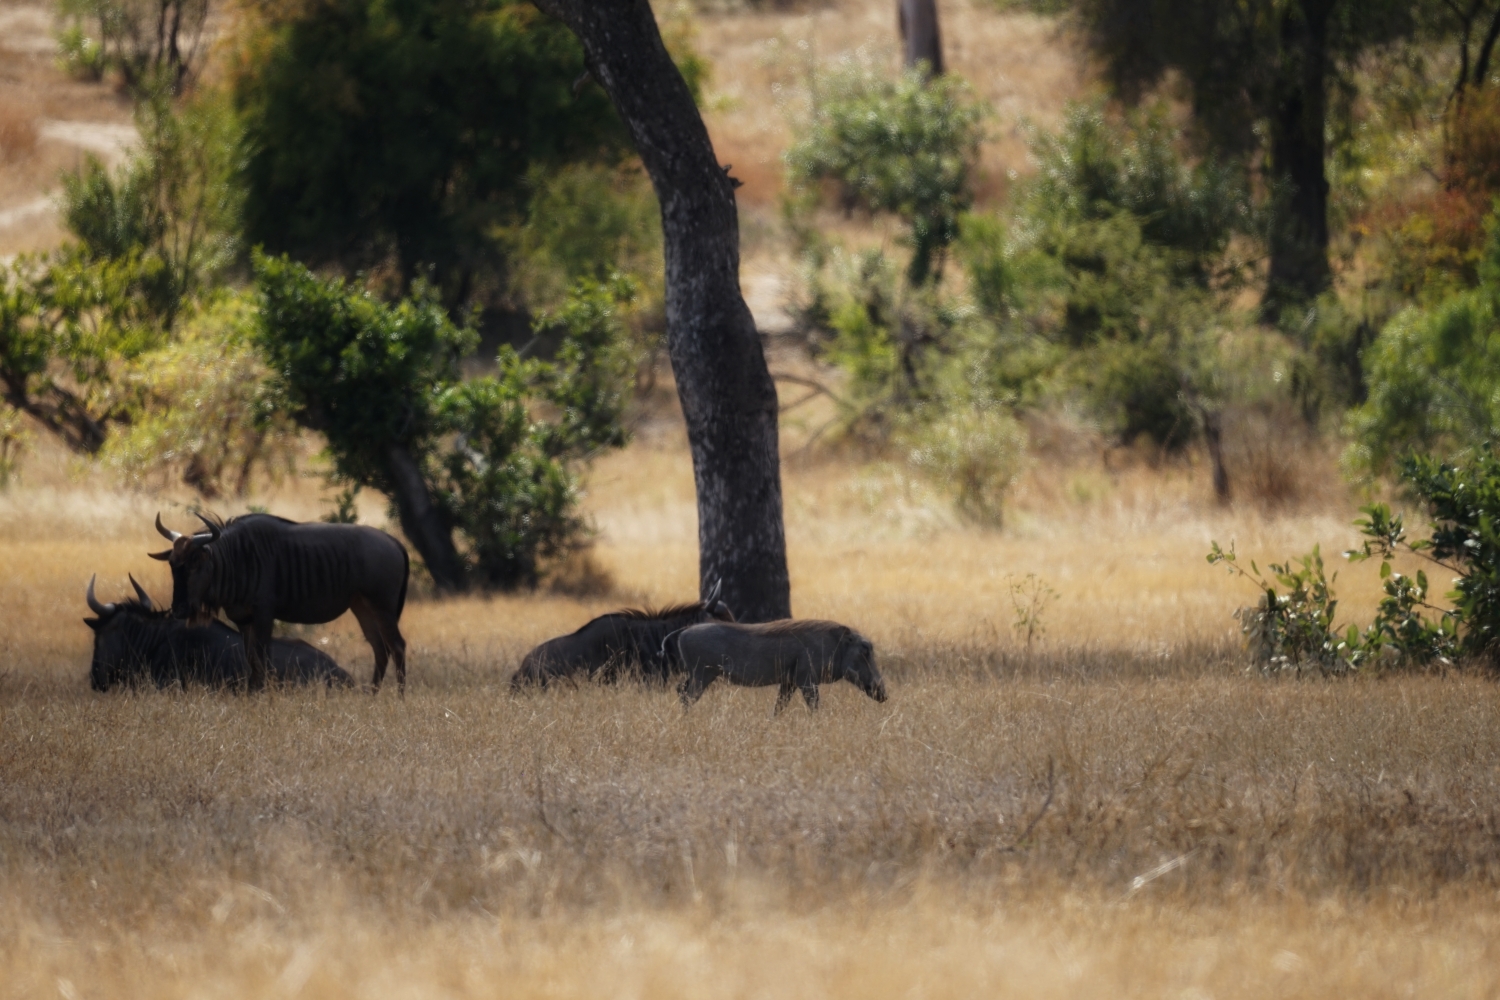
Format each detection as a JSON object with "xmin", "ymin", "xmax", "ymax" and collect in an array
[
  {"xmin": 386, "ymin": 444, "xmax": 467, "ymax": 593},
  {"xmin": 530, "ymin": 0, "xmax": 792, "ymax": 622},
  {"xmin": 1200, "ymin": 409, "xmax": 1230, "ymax": 505},
  {"xmin": 1263, "ymin": 0, "xmax": 1333, "ymax": 318},
  {"xmin": 898, "ymin": 0, "xmax": 944, "ymax": 76}
]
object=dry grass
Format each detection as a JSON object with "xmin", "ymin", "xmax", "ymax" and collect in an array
[
  {"xmin": 6, "ymin": 2, "xmax": 1500, "ymax": 995},
  {"xmin": 5, "ymin": 411, "xmax": 1499, "ymax": 997}
]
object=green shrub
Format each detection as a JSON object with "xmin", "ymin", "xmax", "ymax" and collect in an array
[
  {"xmin": 951, "ymin": 101, "xmax": 1255, "ymax": 464},
  {"xmin": 1210, "ymin": 447, "xmax": 1500, "ymax": 673},
  {"xmin": 55, "ymin": 24, "xmax": 107, "ymax": 81},
  {"xmin": 499, "ymin": 163, "xmax": 662, "ymax": 314},
  {"xmin": 903, "ymin": 404, "xmax": 1026, "ymax": 526},
  {"xmin": 1346, "ymin": 212, "xmax": 1500, "ymax": 476},
  {"xmin": 1020, "ymin": 101, "xmax": 1252, "ymax": 286},
  {"xmin": 101, "ymin": 292, "xmax": 299, "ymax": 497},
  {"xmin": 61, "ymin": 87, "xmax": 242, "ymax": 330},
  {"xmin": 1208, "ymin": 542, "xmax": 1354, "ymax": 676},
  {"xmin": 785, "ymin": 61, "xmax": 989, "ymax": 285},
  {"xmin": 254, "ymin": 254, "xmax": 632, "ymax": 589},
  {"xmin": 0, "ymin": 246, "xmax": 171, "ymax": 453}
]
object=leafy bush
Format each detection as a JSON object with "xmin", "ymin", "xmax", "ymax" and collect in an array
[
  {"xmin": 499, "ymin": 163, "xmax": 662, "ymax": 314},
  {"xmin": 1019, "ymin": 101, "xmax": 1252, "ymax": 287},
  {"xmin": 0, "ymin": 247, "xmax": 169, "ymax": 454},
  {"xmin": 1371, "ymin": 87, "xmax": 1500, "ymax": 303},
  {"xmin": 55, "ymin": 23, "xmax": 107, "ymax": 81},
  {"xmin": 785, "ymin": 60, "xmax": 989, "ymax": 285},
  {"xmin": 101, "ymin": 293, "xmax": 299, "ymax": 497},
  {"xmin": 0, "ymin": 406, "xmax": 29, "ymax": 488},
  {"xmin": 1346, "ymin": 206, "xmax": 1500, "ymax": 476},
  {"xmin": 1208, "ymin": 542, "xmax": 1354, "ymax": 676},
  {"xmin": 1210, "ymin": 447, "xmax": 1500, "ymax": 673},
  {"xmin": 903, "ymin": 404, "xmax": 1026, "ymax": 526},
  {"xmin": 254, "ymin": 254, "xmax": 632, "ymax": 589},
  {"xmin": 62, "ymin": 87, "xmax": 242, "ymax": 330}
]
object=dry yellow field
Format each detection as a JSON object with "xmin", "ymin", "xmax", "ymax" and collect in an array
[
  {"xmin": 5, "ymin": 420, "xmax": 1500, "ymax": 999},
  {"xmin": 4, "ymin": 1, "xmax": 1500, "ymax": 995}
]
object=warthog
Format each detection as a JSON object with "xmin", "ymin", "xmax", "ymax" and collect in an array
[
  {"xmin": 85, "ymin": 575, "xmax": 353, "ymax": 691},
  {"xmin": 671, "ymin": 619, "xmax": 887, "ymax": 712},
  {"xmin": 151, "ymin": 512, "xmax": 409, "ymax": 693},
  {"xmin": 511, "ymin": 580, "xmax": 734, "ymax": 689}
]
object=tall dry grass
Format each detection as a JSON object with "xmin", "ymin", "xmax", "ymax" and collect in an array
[{"xmin": 4, "ymin": 414, "xmax": 1499, "ymax": 997}]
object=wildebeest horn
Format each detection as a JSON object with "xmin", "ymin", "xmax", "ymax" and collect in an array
[
  {"xmin": 85, "ymin": 574, "xmax": 115, "ymax": 616},
  {"xmin": 193, "ymin": 511, "xmax": 221, "ymax": 543},
  {"xmin": 155, "ymin": 512, "xmax": 182, "ymax": 542},
  {"xmin": 128, "ymin": 573, "xmax": 154, "ymax": 610}
]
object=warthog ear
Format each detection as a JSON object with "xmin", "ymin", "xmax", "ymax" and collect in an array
[{"xmin": 148, "ymin": 549, "xmax": 172, "ymax": 561}]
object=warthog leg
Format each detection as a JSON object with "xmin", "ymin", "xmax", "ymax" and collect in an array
[
  {"xmin": 678, "ymin": 663, "xmax": 720, "ymax": 707},
  {"xmin": 796, "ymin": 654, "xmax": 819, "ymax": 711},
  {"xmin": 773, "ymin": 679, "xmax": 797, "ymax": 715}
]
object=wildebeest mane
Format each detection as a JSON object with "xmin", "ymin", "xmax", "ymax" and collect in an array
[{"xmin": 592, "ymin": 602, "xmax": 706, "ymax": 626}]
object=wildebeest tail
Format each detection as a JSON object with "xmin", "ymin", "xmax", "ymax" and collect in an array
[
  {"xmin": 396, "ymin": 545, "xmax": 410, "ymax": 617},
  {"xmin": 658, "ymin": 626, "xmax": 690, "ymax": 669}
]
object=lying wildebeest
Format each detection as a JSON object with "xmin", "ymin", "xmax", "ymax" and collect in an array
[
  {"xmin": 85, "ymin": 575, "xmax": 353, "ymax": 691},
  {"xmin": 670, "ymin": 619, "xmax": 887, "ymax": 712},
  {"xmin": 150, "ymin": 511, "xmax": 409, "ymax": 693},
  {"xmin": 511, "ymin": 580, "xmax": 734, "ymax": 689}
]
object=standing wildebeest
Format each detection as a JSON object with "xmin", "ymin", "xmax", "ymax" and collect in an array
[
  {"xmin": 150, "ymin": 512, "xmax": 410, "ymax": 693},
  {"xmin": 85, "ymin": 575, "xmax": 353, "ymax": 690},
  {"xmin": 671, "ymin": 619, "xmax": 887, "ymax": 712},
  {"xmin": 511, "ymin": 580, "xmax": 734, "ymax": 689}
]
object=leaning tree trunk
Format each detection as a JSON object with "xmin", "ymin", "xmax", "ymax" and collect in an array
[
  {"xmin": 1262, "ymin": 0, "xmax": 1333, "ymax": 319},
  {"xmin": 531, "ymin": 0, "xmax": 791, "ymax": 622},
  {"xmin": 386, "ymin": 444, "xmax": 467, "ymax": 594},
  {"xmin": 898, "ymin": 0, "xmax": 944, "ymax": 76}
]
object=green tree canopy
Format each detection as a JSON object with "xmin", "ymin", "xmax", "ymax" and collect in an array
[
  {"xmin": 1046, "ymin": 0, "xmax": 1423, "ymax": 313},
  {"xmin": 234, "ymin": 0, "xmax": 633, "ymax": 303}
]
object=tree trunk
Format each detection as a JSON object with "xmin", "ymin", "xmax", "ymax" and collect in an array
[
  {"xmin": 387, "ymin": 444, "xmax": 467, "ymax": 593},
  {"xmin": 898, "ymin": 0, "xmax": 944, "ymax": 76},
  {"xmin": 1200, "ymin": 409, "xmax": 1230, "ymax": 505},
  {"xmin": 530, "ymin": 0, "xmax": 791, "ymax": 622},
  {"xmin": 1263, "ymin": 0, "xmax": 1333, "ymax": 318}
]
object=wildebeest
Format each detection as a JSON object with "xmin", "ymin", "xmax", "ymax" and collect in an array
[
  {"xmin": 85, "ymin": 575, "xmax": 353, "ymax": 691},
  {"xmin": 671, "ymin": 619, "xmax": 887, "ymax": 712},
  {"xmin": 150, "ymin": 511, "xmax": 409, "ymax": 693},
  {"xmin": 511, "ymin": 580, "xmax": 735, "ymax": 689}
]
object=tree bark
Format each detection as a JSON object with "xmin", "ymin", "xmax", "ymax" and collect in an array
[
  {"xmin": 898, "ymin": 0, "xmax": 944, "ymax": 76},
  {"xmin": 530, "ymin": 0, "xmax": 791, "ymax": 622},
  {"xmin": 1263, "ymin": 0, "xmax": 1333, "ymax": 318},
  {"xmin": 387, "ymin": 443, "xmax": 467, "ymax": 593}
]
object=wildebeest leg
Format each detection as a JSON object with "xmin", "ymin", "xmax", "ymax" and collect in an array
[
  {"xmin": 349, "ymin": 596, "xmax": 393, "ymax": 694},
  {"xmin": 678, "ymin": 664, "xmax": 720, "ymax": 707},
  {"xmin": 245, "ymin": 614, "xmax": 272, "ymax": 692}
]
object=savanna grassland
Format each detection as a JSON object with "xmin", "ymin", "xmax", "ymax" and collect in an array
[
  {"xmin": 5, "ymin": 414, "xmax": 1500, "ymax": 999},
  {"xmin": 4, "ymin": 0, "xmax": 1500, "ymax": 997}
]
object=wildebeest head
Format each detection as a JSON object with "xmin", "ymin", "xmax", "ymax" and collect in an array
[
  {"xmin": 838, "ymin": 631, "xmax": 887, "ymax": 703},
  {"xmin": 148, "ymin": 512, "xmax": 220, "ymax": 620},
  {"xmin": 84, "ymin": 573, "xmax": 161, "ymax": 691}
]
